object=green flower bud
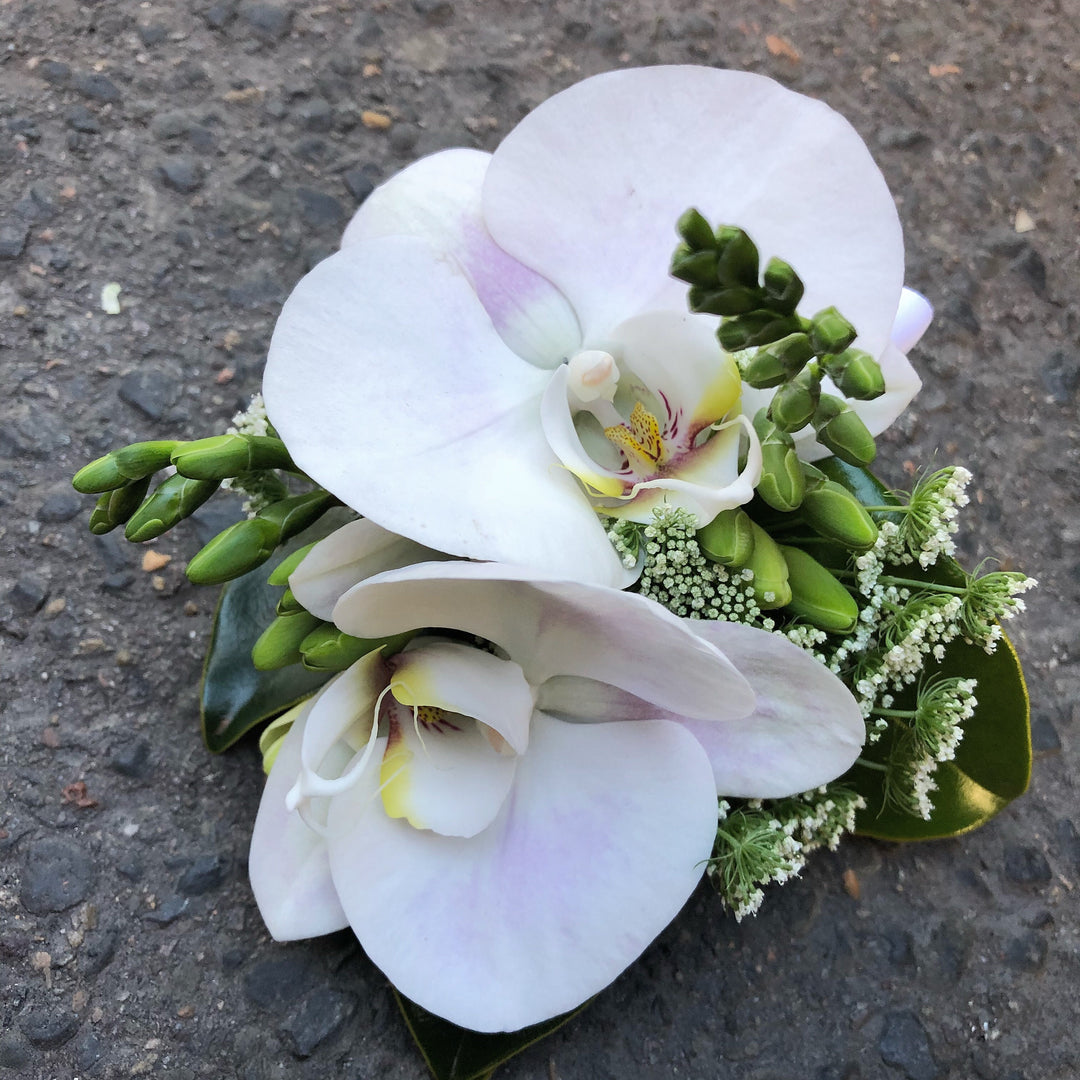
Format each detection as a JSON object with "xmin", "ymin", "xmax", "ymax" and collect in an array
[
  {"xmin": 739, "ymin": 332, "xmax": 813, "ymax": 388},
  {"xmin": 276, "ymin": 586, "xmax": 303, "ymax": 616},
  {"xmin": 258, "ymin": 489, "xmax": 338, "ymax": 544},
  {"xmin": 671, "ymin": 248, "xmax": 720, "ymax": 288},
  {"xmin": 769, "ymin": 369, "xmax": 820, "ymax": 432},
  {"xmin": 301, "ymin": 626, "xmax": 416, "ymax": 671},
  {"xmin": 251, "ymin": 610, "xmax": 324, "ymax": 670},
  {"xmin": 800, "ymin": 478, "xmax": 879, "ymax": 550},
  {"xmin": 171, "ymin": 434, "xmax": 294, "ymax": 481},
  {"xmin": 299, "ymin": 624, "xmax": 378, "ymax": 671},
  {"xmin": 822, "ymin": 348, "xmax": 886, "ymax": 400},
  {"xmin": 779, "ymin": 545, "xmax": 859, "ymax": 633},
  {"xmin": 714, "ymin": 226, "xmax": 760, "ymax": 289},
  {"xmin": 746, "ymin": 521, "xmax": 791, "ymax": 609},
  {"xmin": 266, "ymin": 541, "xmax": 318, "ymax": 586},
  {"xmin": 697, "ymin": 508, "xmax": 755, "ymax": 567},
  {"xmin": 761, "ymin": 257, "xmax": 805, "ymax": 315},
  {"xmin": 688, "ymin": 284, "xmax": 761, "ymax": 316},
  {"xmin": 758, "ymin": 442, "xmax": 806, "ymax": 512},
  {"xmin": 811, "ymin": 395, "xmax": 877, "ymax": 467},
  {"xmin": 73, "ymin": 440, "xmax": 178, "ymax": 493},
  {"xmin": 809, "ymin": 306, "xmax": 857, "ymax": 356},
  {"xmin": 676, "ymin": 207, "xmax": 717, "ymax": 251},
  {"xmin": 124, "ymin": 474, "xmax": 220, "ymax": 543},
  {"xmin": 752, "ymin": 409, "xmax": 806, "ymax": 512},
  {"xmin": 186, "ymin": 516, "xmax": 280, "ymax": 585},
  {"xmin": 719, "ymin": 312, "xmax": 807, "ymax": 354},
  {"xmin": 88, "ymin": 476, "xmax": 152, "ymax": 535}
]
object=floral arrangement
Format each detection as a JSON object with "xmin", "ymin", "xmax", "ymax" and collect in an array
[{"xmin": 73, "ymin": 66, "xmax": 1034, "ymax": 1077}]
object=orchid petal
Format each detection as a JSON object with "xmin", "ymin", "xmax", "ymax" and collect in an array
[
  {"xmin": 325, "ymin": 712, "xmax": 718, "ymax": 1032},
  {"xmin": 379, "ymin": 704, "xmax": 518, "ymax": 839},
  {"xmin": 540, "ymin": 365, "xmax": 629, "ymax": 499},
  {"xmin": 248, "ymin": 698, "xmax": 349, "ymax": 940},
  {"xmin": 290, "ymin": 652, "xmax": 387, "ymax": 805},
  {"xmin": 290, "ymin": 518, "xmax": 446, "ymax": 621},
  {"xmin": 390, "ymin": 640, "xmax": 533, "ymax": 755},
  {"xmin": 264, "ymin": 235, "xmax": 630, "ymax": 587},
  {"xmin": 536, "ymin": 675, "xmax": 682, "ymax": 723},
  {"xmin": 484, "ymin": 66, "xmax": 903, "ymax": 358},
  {"xmin": 891, "ymin": 287, "xmax": 934, "ymax": 353},
  {"xmin": 332, "ymin": 561, "xmax": 755, "ymax": 722},
  {"xmin": 676, "ymin": 620, "xmax": 864, "ymax": 797},
  {"xmin": 341, "ymin": 149, "xmax": 581, "ymax": 368}
]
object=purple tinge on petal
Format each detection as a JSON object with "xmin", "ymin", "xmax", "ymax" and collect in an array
[
  {"xmin": 324, "ymin": 713, "xmax": 719, "ymax": 1032},
  {"xmin": 340, "ymin": 147, "xmax": 580, "ymax": 368},
  {"xmin": 459, "ymin": 219, "xmax": 583, "ymax": 368}
]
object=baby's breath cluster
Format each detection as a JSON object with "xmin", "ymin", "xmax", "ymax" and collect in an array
[
  {"xmin": 957, "ymin": 569, "xmax": 1036, "ymax": 651},
  {"xmin": 708, "ymin": 786, "xmax": 865, "ymax": 919},
  {"xmin": 222, "ymin": 393, "xmax": 287, "ymax": 515},
  {"xmin": 709, "ymin": 800, "xmax": 803, "ymax": 920},
  {"xmin": 227, "ymin": 392, "xmax": 271, "ymax": 438},
  {"xmin": 608, "ymin": 508, "xmax": 766, "ymax": 624},
  {"xmin": 881, "ymin": 466, "xmax": 971, "ymax": 567},
  {"xmin": 875, "ymin": 675, "xmax": 978, "ymax": 820}
]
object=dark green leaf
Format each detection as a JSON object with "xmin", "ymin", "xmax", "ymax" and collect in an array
[
  {"xmin": 200, "ymin": 553, "xmax": 332, "ymax": 752},
  {"xmin": 199, "ymin": 510, "xmax": 355, "ymax": 752},
  {"xmin": 394, "ymin": 991, "xmax": 589, "ymax": 1080},
  {"xmin": 851, "ymin": 625, "xmax": 1030, "ymax": 841}
]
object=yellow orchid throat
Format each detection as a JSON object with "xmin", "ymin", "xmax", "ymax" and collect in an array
[
  {"xmin": 572, "ymin": 351, "xmax": 743, "ymax": 501},
  {"xmin": 379, "ymin": 695, "xmax": 452, "ymax": 828},
  {"xmin": 379, "ymin": 718, "xmax": 419, "ymax": 827},
  {"xmin": 604, "ymin": 402, "xmax": 666, "ymax": 472}
]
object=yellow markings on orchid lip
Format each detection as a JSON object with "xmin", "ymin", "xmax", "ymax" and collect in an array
[
  {"xmin": 692, "ymin": 353, "xmax": 742, "ymax": 426},
  {"xmin": 629, "ymin": 401, "xmax": 663, "ymax": 459},
  {"xmin": 389, "ymin": 675, "xmax": 430, "ymax": 710},
  {"xmin": 605, "ymin": 401, "xmax": 665, "ymax": 473},
  {"xmin": 379, "ymin": 720, "xmax": 421, "ymax": 827},
  {"xmin": 562, "ymin": 461, "xmax": 626, "ymax": 499},
  {"xmin": 415, "ymin": 705, "xmax": 444, "ymax": 727}
]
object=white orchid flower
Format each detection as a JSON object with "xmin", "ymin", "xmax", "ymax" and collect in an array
[
  {"xmin": 264, "ymin": 65, "xmax": 930, "ymax": 588},
  {"xmin": 249, "ymin": 561, "xmax": 864, "ymax": 1033}
]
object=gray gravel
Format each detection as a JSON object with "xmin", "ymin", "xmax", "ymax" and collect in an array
[{"xmin": 2, "ymin": 1, "xmax": 1078, "ymax": 1078}]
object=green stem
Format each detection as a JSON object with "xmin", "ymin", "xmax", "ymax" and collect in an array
[
  {"xmin": 834, "ymin": 570, "xmax": 968, "ymax": 595},
  {"xmin": 871, "ymin": 707, "xmax": 917, "ymax": 719},
  {"xmin": 854, "ymin": 756, "xmax": 889, "ymax": 772}
]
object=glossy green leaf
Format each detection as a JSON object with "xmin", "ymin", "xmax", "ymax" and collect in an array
[
  {"xmin": 394, "ymin": 991, "xmax": 589, "ymax": 1080},
  {"xmin": 851, "ymin": 630, "xmax": 1030, "ymax": 840}
]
